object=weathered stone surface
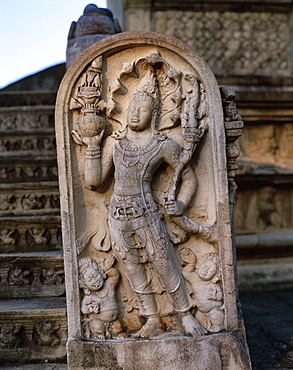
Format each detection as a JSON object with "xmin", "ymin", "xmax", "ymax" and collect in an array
[
  {"xmin": 240, "ymin": 289, "xmax": 293, "ymax": 369},
  {"xmin": 0, "ymin": 297, "xmax": 67, "ymax": 364},
  {"xmin": 68, "ymin": 332, "xmax": 250, "ymax": 370},
  {"xmin": 66, "ymin": 4, "xmax": 121, "ymax": 68},
  {"xmin": 56, "ymin": 31, "xmax": 250, "ymax": 368},
  {"xmin": 0, "ymin": 216, "xmax": 61, "ymax": 254},
  {"xmin": 154, "ymin": 11, "xmax": 291, "ymax": 78},
  {"xmin": 0, "ymin": 252, "xmax": 65, "ymax": 298},
  {"xmin": 238, "ymin": 256, "xmax": 293, "ymax": 290}
]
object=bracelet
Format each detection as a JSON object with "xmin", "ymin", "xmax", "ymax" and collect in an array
[{"xmin": 85, "ymin": 147, "xmax": 101, "ymax": 159}]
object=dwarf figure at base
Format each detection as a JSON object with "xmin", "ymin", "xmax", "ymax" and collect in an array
[
  {"xmin": 181, "ymin": 249, "xmax": 225, "ymax": 333},
  {"xmin": 79, "ymin": 256, "xmax": 124, "ymax": 341}
]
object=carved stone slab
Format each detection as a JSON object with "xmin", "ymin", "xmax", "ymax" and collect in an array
[{"xmin": 55, "ymin": 31, "xmax": 251, "ymax": 369}]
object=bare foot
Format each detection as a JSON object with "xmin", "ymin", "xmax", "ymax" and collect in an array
[
  {"xmin": 181, "ymin": 312, "xmax": 208, "ymax": 337},
  {"xmin": 94, "ymin": 333, "xmax": 106, "ymax": 341},
  {"xmin": 132, "ymin": 316, "xmax": 164, "ymax": 339},
  {"xmin": 209, "ymin": 324, "xmax": 222, "ymax": 333}
]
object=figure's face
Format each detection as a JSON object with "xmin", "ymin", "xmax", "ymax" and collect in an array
[
  {"xmin": 84, "ymin": 268, "xmax": 104, "ymax": 291},
  {"xmin": 127, "ymin": 93, "xmax": 153, "ymax": 132},
  {"xmin": 180, "ymin": 248, "xmax": 197, "ymax": 265},
  {"xmin": 198, "ymin": 260, "xmax": 217, "ymax": 281}
]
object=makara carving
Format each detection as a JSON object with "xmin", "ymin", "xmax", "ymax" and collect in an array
[{"xmin": 69, "ymin": 49, "xmax": 227, "ymax": 340}]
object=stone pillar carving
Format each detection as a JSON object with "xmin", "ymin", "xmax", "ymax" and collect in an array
[
  {"xmin": 56, "ymin": 31, "xmax": 251, "ymax": 369},
  {"xmin": 220, "ymin": 87, "xmax": 243, "ymax": 206},
  {"xmin": 220, "ymin": 87, "xmax": 244, "ymax": 321}
]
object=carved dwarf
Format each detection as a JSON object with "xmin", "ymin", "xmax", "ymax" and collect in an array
[
  {"xmin": 73, "ymin": 68, "xmax": 208, "ymax": 339},
  {"xmin": 27, "ymin": 228, "xmax": 50, "ymax": 245},
  {"xmin": 0, "ymin": 324, "xmax": 24, "ymax": 348},
  {"xmin": 245, "ymin": 186, "xmax": 284, "ymax": 231},
  {"xmin": 34, "ymin": 322, "xmax": 60, "ymax": 347},
  {"xmin": 9, "ymin": 267, "xmax": 33, "ymax": 286},
  {"xmin": 42, "ymin": 267, "xmax": 64, "ymax": 285},
  {"xmin": 0, "ymin": 229, "xmax": 16, "ymax": 245},
  {"xmin": 79, "ymin": 256, "xmax": 123, "ymax": 341},
  {"xmin": 180, "ymin": 249, "xmax": 225, "ymax": 333},
  {"xmin": 0, "ymin": 195, "xmax": 15, "ymax": 211}
]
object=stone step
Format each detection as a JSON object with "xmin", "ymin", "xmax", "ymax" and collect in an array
[
  {"xmin": 1, "ymin": 364, "xmax": 67, "ymax": 370},
  {"xmin": 0, "ymin": 105, "xmax": 56, "ymax": 158},
  {"xmin": 0, "ymin": 91, "xmax": 57, "ymax": 107},
  {"xmin": 0, "ymin": 182, "xmax": 60, "ymax": 217},
  {"xmin": 0, "ymin": 133, "xmax": 57, "ymax": 158},
  {"xmin": 0, "ymin": 157, "xmax": 58, "ymax": 184},
  {"xmin": 236, "ymin": 229, "xmax": 293, "ymax": 259},
  {"xmin": 238, "ymin": 256, "xmax": 293, "ymax": 291},
  {"xmin": 0, "ymin": 215, "xmax": 61, "ymax": 254},
  {"xmin": 0, "ymin": 252, "xmax": 65, "ymax": 298},
  {"xmin": 0, "ymin": 297, "xmax": 67, "ymax": 364}
]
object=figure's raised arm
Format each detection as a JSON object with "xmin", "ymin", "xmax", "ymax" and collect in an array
[{"xmin": 72, "ymin": 129, "xmax": 114, "ymax": 191}]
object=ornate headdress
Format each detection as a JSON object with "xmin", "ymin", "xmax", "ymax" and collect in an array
[{"xmin": 79, "ymin": 257, "xmax": 106, "ymax": 279}]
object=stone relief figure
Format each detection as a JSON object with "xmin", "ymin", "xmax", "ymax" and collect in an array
[
  {"xmin": 0, "ymin": 229, "xmax": 17, "ymax": 246},
  {"xmin": 245, "ymin": 186, "xmax": 285, "ymax": 231},
  {"xmin": 0, "ymin": 324, "xmax": 24, "ymax": 348},
  {"xmin": 72, "ymin": 51, "xmax": 215, "ymax": 339},
  {"xmin": 41, "ymin": 267, "xmax": 64, "ymax": 285},
  {"xmin": 33, "ymin": 322, "xmax": 60, "ymax": 347},
  {"xmin": 21, "ymin": 194, "xmax": 45, "ymax": 211},
  {"xmin": 56, "ymin": 33, "xmax": 252, "ymax": 370},
  {"xmin": 79, "ymin": 256, "xmax": 124, "ymax": 341},
  {"xmin": 0, "ymin": 195, "xmax": 16, "ymax": 211},
  {"xmin": 0, "ymin": 115, "xmax": 16, "ymax": 130},
  {"xmin": 180, "ymin": 249, "xmax": 224, "ymax": 333},
  {"xmin": 9, "ymin": 267, "xmax": 33, "ymax": 286},
  {"xmin": 26, "ymin": 228, "xmax": 51, "ymax": 245},
  {"xmin": 221, "ymin": 86, "xmax": 242, "ymax": 122}
]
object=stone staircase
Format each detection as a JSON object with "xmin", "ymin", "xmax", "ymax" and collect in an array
[{"xmin": 0, "ymin": 91, "xmax": 67, "ymax": 364}]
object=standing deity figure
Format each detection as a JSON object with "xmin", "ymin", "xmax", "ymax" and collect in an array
[{"xmin": 72, "ymin": 69, "xmax": 207, "ymax": 338}]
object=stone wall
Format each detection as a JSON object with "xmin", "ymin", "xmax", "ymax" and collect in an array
[{"xmin": 155, "ymin": 11, "xmax": 291, "ymax": 78}]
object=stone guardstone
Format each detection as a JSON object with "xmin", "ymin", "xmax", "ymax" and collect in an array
[{"xmin": 55, "ymin": 31, "xmax": 252, "ymax": 369}]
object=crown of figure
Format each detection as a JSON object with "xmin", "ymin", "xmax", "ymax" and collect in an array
[
  {"xmin": 134, "ymin": 69, "xmax": 159, "ymax": 100},
  {"xmin": 79, "ymin": 257, "xmax": 105, "ymax": 278}
]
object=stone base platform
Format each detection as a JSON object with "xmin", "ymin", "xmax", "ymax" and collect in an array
[{"xmin": 68, "ymin": 331, "xmax": 251, "ymax": 370}]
